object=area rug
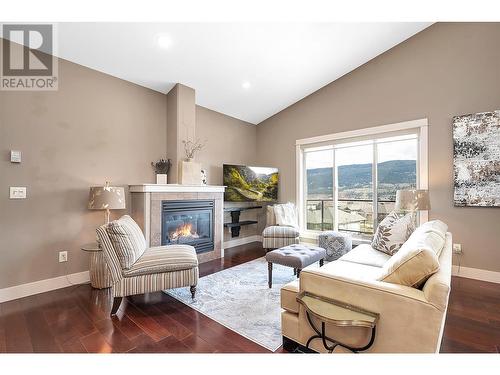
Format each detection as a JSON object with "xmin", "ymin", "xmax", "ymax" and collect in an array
[{"xmin": 166, "ymin": 257, "xmax": 304, "ymax": 352}]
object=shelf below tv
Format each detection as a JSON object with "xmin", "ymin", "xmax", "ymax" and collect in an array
[{"xmin": 223, "ymin": 205, "xmax": 263, "ymax": 238}]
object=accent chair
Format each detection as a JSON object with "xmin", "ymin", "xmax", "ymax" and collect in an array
[
  {"xmin": 262, "ymin": 204, "xmax": 300, "ymax": 251},
  {"xmin": 96, "ymin": 215, "xmax": 199, "ymax": 316}
]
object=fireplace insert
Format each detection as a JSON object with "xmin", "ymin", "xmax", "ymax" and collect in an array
[{"xmin": 161, "ymin": 200, "xmax": 214, "ymax": 253}]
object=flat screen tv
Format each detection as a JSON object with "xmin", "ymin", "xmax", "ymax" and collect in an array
[{"xmin": 223, "ymin": 164, "xmax": 279, "ymax": 202}]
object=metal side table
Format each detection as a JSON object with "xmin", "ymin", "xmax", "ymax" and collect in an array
[
  {"xmin": 296, "ymin": 292, "xmax": 379, "ymax": 353},
  {"xmin": 81, "ymin": 242, "xmax": 113, "ymax": 289}
]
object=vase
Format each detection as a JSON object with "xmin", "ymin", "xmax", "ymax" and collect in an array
[
  {"xmin": 156, "ymin": 174, "xmax": 168, "ymax": 184},
  {"xmin": 178, "ymin": 160, "xmax": 202, "ymax": 185}
]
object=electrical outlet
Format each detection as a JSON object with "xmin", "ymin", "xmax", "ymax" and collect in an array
[
  {"xmin": 9, "ymin": 187, "xmax": 27, "ymax": 199},
  {"xmin": 453, "ymin": 243, "xmax": 462, "ymax": 254},
  {"xmin": 59, "ymin": 251, "xmax": 68, "ymax": 263}
]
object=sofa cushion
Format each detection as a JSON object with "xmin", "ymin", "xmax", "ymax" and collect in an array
[
  {"xmin": 339, "ymin": 244, "xmax": 391, "ymax": 268},
  {"xmin": 106, "ymin": 215, "xmax": 146, "ymax": 269},
  {"xmin": 378, "ymin": 235, "xmax": 440, "ymax": 288},
  {"xmin": 303, "ymin": 259, "xmax": 384, "ymax": 283},
  {"xmin": 262, "ymin": 225, "xmax": 300, "ymax": 238},
  {"xmin": 404, "ymin": 224, "xmax": 446, "ymax": 257},
  {"xmin": 281, "ymin": 279, "xmax": 299, "ymax": 314},
  {"xmin": 123, "ymin": 244, "xmax": 198, "ymax": 277},
  {"xmin": 372, "ymin": 211, "xmax": 414, "ymax": 255},
  {"xmin": 417, "ymin": 220, "xmax": 448, "ymax": 238}
]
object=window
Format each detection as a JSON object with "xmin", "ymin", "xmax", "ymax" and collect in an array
[{"xmin": 297, "ymin": 120, "xmax": 427, "ymax": 237}]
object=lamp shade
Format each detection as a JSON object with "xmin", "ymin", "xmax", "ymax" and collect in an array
[
  {"xmin": 395, "ymin": 189, "xmax": 430, "ymax": 212},
  {"xmin": 88, "ymin": 185, "xmax": 126, "ymax": 210}
]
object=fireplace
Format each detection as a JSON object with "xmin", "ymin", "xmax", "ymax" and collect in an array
[{"xmin": 161, "ymin": 200, "xmax": 214, "ymax": 253}]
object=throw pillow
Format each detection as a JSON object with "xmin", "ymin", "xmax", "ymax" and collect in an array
[
  {"xmin": 106, "ymin": 215, "xmax": 146, "ymax": 269},
  {"xmin": 378, "ymin": 241, "xmax": 440, "ymax": 288},
  {"xmin": 372, "ymin": 211, "xmax": 414, "ymax": 256}
]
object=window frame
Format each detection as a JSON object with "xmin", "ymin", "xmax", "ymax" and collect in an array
[{"xmin": 296, "ymin": 118, "xmax": 429, "ymax": 241}]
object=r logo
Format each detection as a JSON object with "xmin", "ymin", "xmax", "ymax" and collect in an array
[{"xmin": 2, "ymin": 24, "xmax": 53, "ymax": 76}]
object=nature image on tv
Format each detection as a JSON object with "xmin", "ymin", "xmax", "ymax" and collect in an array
[{"xmin": 223, "ymin": 164, "xmax": 279, "ymax": 202}]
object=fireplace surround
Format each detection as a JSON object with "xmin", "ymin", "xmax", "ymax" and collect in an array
[{"xmin": 129, "ymin": 184, "xmax": 224, "ymax": 263}]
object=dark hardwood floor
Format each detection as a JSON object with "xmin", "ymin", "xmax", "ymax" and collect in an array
[{"xmin": 0, "ymin": 242, "xmax": 498, "ymax": 353}]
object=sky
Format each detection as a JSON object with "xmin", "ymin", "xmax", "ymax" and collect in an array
[{"xmin": 306, "ymin": 138, "xmax": 417, "ymax": 169}]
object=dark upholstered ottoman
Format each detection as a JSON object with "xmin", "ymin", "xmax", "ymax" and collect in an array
[{"xmin": 265, "ymin": 244, "xmax": 326, "ymax": 288}]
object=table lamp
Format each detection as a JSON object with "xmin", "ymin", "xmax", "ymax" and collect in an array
[
  {"xmin": 395, "ymin": 189, "xmax": 430, "ymax": 225},
  {"xmin": 88, "ymin": 182, "xmax": 126, "ymax": 224}
]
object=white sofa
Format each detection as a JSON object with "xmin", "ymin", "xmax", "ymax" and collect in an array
[{"xmin": 281, "ymin": 220, "xmax": 452, "ymax": 353}]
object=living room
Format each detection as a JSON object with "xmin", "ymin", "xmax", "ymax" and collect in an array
[{"xmin": 1, "ymin": 1, "xmax": 499, "ymax": 373}]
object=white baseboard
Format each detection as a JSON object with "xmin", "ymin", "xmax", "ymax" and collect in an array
[
  {"xmin": 224, "ymin": 235, "xmax": 262, "ymax": 249},
  {"xmin": 0, "ymin": 271, "xmax": 90, "ymax": 303},
  {"xmin": 452, "ymin": 265, "xmax": 500, "ymax": 284}
]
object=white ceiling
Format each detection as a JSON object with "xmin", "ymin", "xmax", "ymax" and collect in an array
[{"xmin": 15, "ymin": 23, "xmax": 433, "ymax": 124}]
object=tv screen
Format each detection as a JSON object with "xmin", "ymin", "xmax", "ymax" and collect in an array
[{"xmin": 223, "ymin": 164, "xmax": 279, "ymax": 202}]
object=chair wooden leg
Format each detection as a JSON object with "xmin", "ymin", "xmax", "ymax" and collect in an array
[
  {"xmin": 320, "ymin": 259, "xmax": 324, "ymax": 267},
  {"xmin": 110, "ymin": 297, "xmax": 122, "ymax": 316},
  {"xmin": 297, "ymin": 269, "xmax": 301, "ymax": 278},
  {"xmin": 190, "ymin": 285, "xmax": 196, "ymax": 299},
  {"xmin": 268, "ymin": 262, "xmax": 273, "ymax": 288}
]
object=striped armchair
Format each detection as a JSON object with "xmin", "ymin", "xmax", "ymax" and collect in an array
[
  {"xmin": 262, "ymin": 205, "xmax": 300, "ymax": 251},
  {"xmin": 96, "ymin": 215, "xmax": 199, "ymax": 316}
]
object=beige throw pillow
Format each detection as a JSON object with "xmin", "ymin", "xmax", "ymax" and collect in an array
[
  {"xmin": 106, "ymin": 215, "xmax": 146, "ymax": 269},
  {"xmin": 372, "ymin": 211, "xmax": 414, "ymax": 256},
  {"xmin": 378, "ymin": 242, "xmax": 440, "ymax": 288}
]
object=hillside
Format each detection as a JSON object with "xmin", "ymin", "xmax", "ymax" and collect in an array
[{"xmin": 307, "ymin": 160, "xmax": 416, "ymax": 198}]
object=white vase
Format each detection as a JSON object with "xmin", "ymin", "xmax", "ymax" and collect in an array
[
  {"xmin": 178, "ymin": 160, "xmax": 202, "ymax": 185},
  {"xmin": 156, "ymin": 174, "xmax": 168, "ymax": 184}
]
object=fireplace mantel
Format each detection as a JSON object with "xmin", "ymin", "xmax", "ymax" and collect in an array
[
  {"xmin": 129, "ymin": 184, "xmax": 225, "ymax": 263},
  {"xmin": 129, "ymin": 184, "xmax": 225, "ymax": 193}
]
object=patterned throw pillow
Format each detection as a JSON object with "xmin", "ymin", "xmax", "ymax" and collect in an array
[
  {"xmin": 372, "ymin": 211, "xmax": 415, "ymax": 256},
  {"xmin": 106, "ymin": 215, "xmax": 146, "ymax": 269}
]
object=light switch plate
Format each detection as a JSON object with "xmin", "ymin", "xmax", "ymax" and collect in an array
[
  {"xmin": 9, "ymin": 187, "xmax": 27, "ymax": 199},
  {"xmin": 10, "ymin": 150, "xmax": 21, "ymax": 163}
]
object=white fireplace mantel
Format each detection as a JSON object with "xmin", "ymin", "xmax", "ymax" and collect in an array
[{"xmin": 129, "ymin": 184, "xmax": 225, "ymax": 193}]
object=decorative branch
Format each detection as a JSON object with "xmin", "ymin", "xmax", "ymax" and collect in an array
[{"xmin": 182, "ymin": 138, "xmax": 206, "ymax": 160}]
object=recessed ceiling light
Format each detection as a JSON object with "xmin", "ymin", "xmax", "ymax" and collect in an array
[
  {"xmin": 242, "ymin": 81, "xmax": 251, "ymax": 90},
  {"xmin": 157, "ymin": 35, "xmax": 172, "ymax": 49}
]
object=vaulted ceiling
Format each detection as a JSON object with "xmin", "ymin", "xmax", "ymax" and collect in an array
[{"xmin": 8, "ymin": 23, "xmax": 433, "ymax": 124}]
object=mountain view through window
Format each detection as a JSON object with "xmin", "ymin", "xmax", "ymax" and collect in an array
[{"xmin": 305, "ymin": 135, "xmax": 417, "ymax": 234}]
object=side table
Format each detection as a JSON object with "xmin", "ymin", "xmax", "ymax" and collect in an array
[
  {"xmin": 296, "ymin": 291, "xmax": 379, "ymax": 353},
  {"xmin": 81, "ymin": 242, "xmax": 113, "ymax": 289}
]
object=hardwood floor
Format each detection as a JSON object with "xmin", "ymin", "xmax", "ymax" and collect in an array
[{"xmin": 0, "ymin": 242, "xmax": 498, "ymax": 353}]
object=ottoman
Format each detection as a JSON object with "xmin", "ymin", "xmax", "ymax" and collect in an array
[
  {"xmin": 318, "ymin": 231, "xmax": 352, "ymax": 261},
  {"xmin": 265, "ymin": 244, "xmax": 326, "ymax": 288}
]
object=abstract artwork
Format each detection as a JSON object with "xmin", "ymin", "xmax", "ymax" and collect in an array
[{"xmin": 453, "ymin": 110, "xmax": 500, "ymax": 207}]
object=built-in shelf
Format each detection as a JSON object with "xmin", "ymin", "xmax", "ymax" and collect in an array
[
  {"xmin": 224, "ymin": 220, "xmax": 258, "ymax": 228},
  {"xmin": 223, "ymin": 206, "xmax": 263, "ymax": 238}
]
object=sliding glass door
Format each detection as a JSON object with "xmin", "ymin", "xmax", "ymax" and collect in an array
[{"xmin": 303, "ymin": 133, "xmax": 418, "ymax": 236}]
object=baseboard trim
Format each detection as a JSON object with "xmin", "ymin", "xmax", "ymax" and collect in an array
[
  {"xmin": 224, "ymin": 235, "xmax": 262, "ymax": 249},
  {"xmin": 0, "ymin": 271, "xmax": 90, "ymax": 303},
  {"xmin": 452, "ymin": 265, "xmax": 500, "ymax": 284}
]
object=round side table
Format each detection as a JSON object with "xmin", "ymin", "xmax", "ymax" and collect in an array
[{"xmin": 81, "ymin": 242, "xmax": 113, "ymax": 289}]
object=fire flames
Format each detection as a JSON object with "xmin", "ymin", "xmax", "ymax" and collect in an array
[{"xmin": 170, "ymin": 223, "xmax": 199, "ymax": 241}]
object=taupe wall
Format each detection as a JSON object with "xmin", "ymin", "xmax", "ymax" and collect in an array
[
  {"xmin": 256, "ymin": 23, "xmax": 500, "ymax": 272},
  {"xmin": 195, "ymin": 106, "xmax": 262, "ymax": 241},
  {"xmin": 0, "ymin": 47, "xmax": 259, "ymax": 289},
  {"xmin": 0, "ymin": 55, "xmax": 167, "ymax": 289}
]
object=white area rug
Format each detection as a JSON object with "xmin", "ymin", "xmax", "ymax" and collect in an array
[{"xmin": 166, "ymin": 257, "xmax": 301, "ymax": 351}]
